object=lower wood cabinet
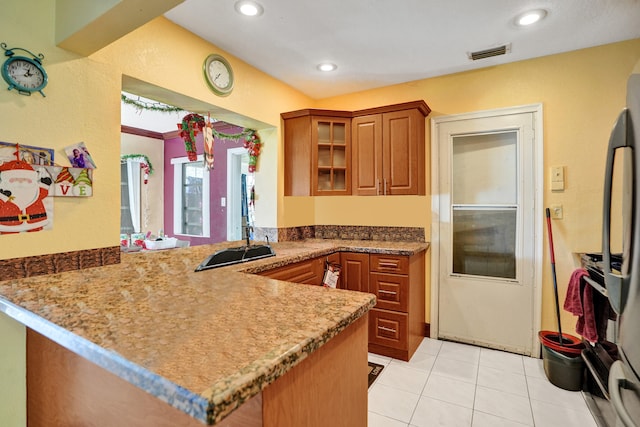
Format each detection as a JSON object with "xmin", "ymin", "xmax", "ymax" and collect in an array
[
  {"xmin": 342, "ymin": 251, "xmax": 425, "ymax": 362},
  {"xmin": 259, "ymin": 250, "xmax": 425, "ymax": 362}
]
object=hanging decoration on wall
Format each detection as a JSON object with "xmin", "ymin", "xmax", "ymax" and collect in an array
[
  {"xmin": 242, "ymin": 129, "xmax": 262, "ymax": 173},
  {"xmin": 177, "ymin": 113, "xmax": 263, "ymax": 171},
  {"xmin": 0, "ymin": 156, "xmax": 52, "ymax": 233},
  {"xmin": 50, "ymin": 166, "xmax": 93, "ymax": 197},
  {"xmin": 203, "ymin": 114, "xmax": 215, "ymax": 170},
  {"xmin": 178, "ymin": 113, "xmax": 205, "ymax": 161},
  {"xmin": 120, "ymin": 154, "xmax": 153, "ymax": 184},
  {"xmin": 120, "ymin": 93, "xmax": 184, "ymax": 114}
]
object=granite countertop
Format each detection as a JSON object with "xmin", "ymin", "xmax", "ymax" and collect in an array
[{"xmin": 0, "ymin": 239, "xmax": 428, "ymax": 425}]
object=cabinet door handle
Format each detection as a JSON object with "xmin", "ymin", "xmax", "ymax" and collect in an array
[
  {"xmin": 378, "ymin": 289, "xmax": 397, "ymax": 296},
  {"xmin": 383, "ymin": 178, "xmax": 387, "ymax": 195},
  {"xmin": 376, "ymin": 179, "xmax": 381, "ymax": 195},
  {"xmin": 378, "ymin": 326, "xmax": 397, "ymax": 333}
]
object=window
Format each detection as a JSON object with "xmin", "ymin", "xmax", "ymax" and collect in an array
[{"xmin": 171, "ymin": 155, "xmax": 210, "ymax": 237}]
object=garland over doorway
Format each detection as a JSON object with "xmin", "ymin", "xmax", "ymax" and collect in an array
[{"xmin": 178, "ymin": 113, "xmax": 262, "ymax": 172}]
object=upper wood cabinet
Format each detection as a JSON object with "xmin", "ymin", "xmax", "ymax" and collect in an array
[
  {"xmin": 282, "ymin": 101, "xmax": 430, "ymax": 197},
  {"xmin": 352, "ymin": 101, "xmax": 430, "ymax": 196},
  {"xmin": 282, "ymin": 110, "xmax": 352, "ymax": 196}
]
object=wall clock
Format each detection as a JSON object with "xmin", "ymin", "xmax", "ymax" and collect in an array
[
  {"xmin": 1, "ymin": 43, "xmax": 47, "ymax": 97},
  {"xmin": 203, "ymin": 54, "xmax": 234, "ymax": 96}
]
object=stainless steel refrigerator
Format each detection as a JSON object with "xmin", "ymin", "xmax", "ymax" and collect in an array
[{"xmin": 603, "ymin": 62, "xmax": 640, "ymax": 427}]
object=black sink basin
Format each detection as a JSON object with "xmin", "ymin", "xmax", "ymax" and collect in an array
[{"xmin": 195, "ymin": 244, "xmax": 275, "ymax": 271}]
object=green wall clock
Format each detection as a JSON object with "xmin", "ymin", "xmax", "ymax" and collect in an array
[
  {"xmin": 203, "ymin": 54, "xmax": 234, "ymax": 96},
  {"xmin": 1, "ymin": 43, "xmax": 48, "ymax": 97}
]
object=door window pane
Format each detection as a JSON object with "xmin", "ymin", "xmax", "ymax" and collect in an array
[
  {"xmin": 452, "ymin": 207, "xmax": 516, "ymax": 279},
  {"xmin": 453, "ymin": 132, "xmax": 517, "ymax": 205},
  {"xmin": 182, "ymin": 162, "xmax": 204, "ymax": 236}
]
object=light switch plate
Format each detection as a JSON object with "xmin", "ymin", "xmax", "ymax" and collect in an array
[{"xmin": 551, "ymin": 166, "xmax": 565, "ymax": 191}]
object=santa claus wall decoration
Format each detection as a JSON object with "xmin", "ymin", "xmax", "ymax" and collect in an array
[{"xmin": 0, "ymin": 159, "xmax": 53, "ymax": 234}]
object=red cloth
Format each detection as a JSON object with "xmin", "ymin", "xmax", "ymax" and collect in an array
[{"xmin": 563, "ymin": 268, "xmax": 598, "ymax": 343}]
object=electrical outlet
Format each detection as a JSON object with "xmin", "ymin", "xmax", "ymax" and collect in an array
[{"xmin": 550, "ymin": 204, "xmax": 563, "ymax": 219}]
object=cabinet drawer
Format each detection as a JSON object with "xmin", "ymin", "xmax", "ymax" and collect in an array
[
  {"xmin": 370, "ymin": 254, "xmax": 409, "ymax": 274},
  {"xmin": 370, "ymin": 272, "xmax": 408, "ymax": 312},
  {"xmin": 260, "ymin": 258, "xmax": 323, "ymax": 285},
  {"xmin": 369, "ymin": 308, "xmax": 408, "ymax": 350}
]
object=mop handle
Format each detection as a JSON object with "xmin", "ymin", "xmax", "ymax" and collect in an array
[
  {"xmin": 546, "ymin": 207, "xmax": 564, "ymax": 344},
  {"xmin": 546, "ymin": 208, "xmax": 555, "ymax": 264}
]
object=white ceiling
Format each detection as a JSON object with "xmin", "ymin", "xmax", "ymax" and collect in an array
[{"xmin": 164, "ymin": 0, "xmax": 640, "ymax": 99}]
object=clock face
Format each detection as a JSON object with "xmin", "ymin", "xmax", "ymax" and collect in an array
[
  {"xmin": 6, "ymin": 58, "xmax": 46, "ymax": 91},
  {"xmin": 203, "ymin": 54, "xmax": 234, "ymax": 96},
  {"xmin": 208, "ymin": 60, "xmax": 231, "ymax": 88}
]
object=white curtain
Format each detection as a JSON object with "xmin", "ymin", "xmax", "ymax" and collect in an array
[{"xmin": 126, "ymin": 159, "xmax": 141, "ymax": 233}]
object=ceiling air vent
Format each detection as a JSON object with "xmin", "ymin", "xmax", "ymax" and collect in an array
[{"xmin": 468, "ymin": 44, "xmax": 511, "ymax": 61}]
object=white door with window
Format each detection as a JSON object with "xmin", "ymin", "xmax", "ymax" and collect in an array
[{"xmin": 433, "ymin": 105, "xmax": 542, "ymax": 356}]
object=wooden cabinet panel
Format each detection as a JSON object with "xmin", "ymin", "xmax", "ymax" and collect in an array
[
  {"xmin": 383, "ymin": 109, "xmax": 425, "ymax": 195},
  {"xmin": 370, "ymin": 272, "xmax": 408, "ymax": 312},
  {"xmin": 312, "ymin": 117, "xmax": 351, "ymax": 195},
  {"xmin": 339, "ymin": 252, "xmax": 370, "ymax": 292},
  {"xmin": 260, "ymin": 258, "xmax": 324, "ymax": 285},
  {"xmin": 283, "ymin": 115, "xmax": 312, "ymax": 196},
  {"xmin": 282, "ymin": 109, "xmax": 352, "ymax": 196},
  {"xmin": 368, "ymin": 308, "xmax": 408, "ymax": 350},
  {"xmin": 351, "ymin": 114, "xmax": 382, "ymax": 196},
  {"xmin": 370, "ymin": 254, "xmax": 409, "ymax": 274},
  {"xmin": 351, "ymin": 101, "xmax": 429, "ymax": 196}
]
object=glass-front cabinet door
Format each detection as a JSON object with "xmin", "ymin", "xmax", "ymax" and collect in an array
[{"xmin": 312, "ymin": 117, "xmax": 351, "ymax": 195}]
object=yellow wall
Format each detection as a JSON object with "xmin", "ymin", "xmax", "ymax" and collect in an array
[{"xmin": 1, "ymin": 0, "xmax": 640, "ymax": 337}]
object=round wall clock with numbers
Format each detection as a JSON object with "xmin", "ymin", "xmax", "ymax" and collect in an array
[
  {"xmin": 203, "ymin": 54, "xmax": 234, "ymax": 97},
  {"xmin": 1, "ymin": 43, "xmax": 48, "ymax": 97}
]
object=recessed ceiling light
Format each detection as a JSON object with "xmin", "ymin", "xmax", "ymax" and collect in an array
[
  {"xmin": 515, "ymin": 9, "xmax": 547, "ymax": 26},
  {"xmin": 234, "ymin": 0, "xmax": 263, "ymax": 17},
  {"xmin": 317, "ymin": 63, "xmax": 337, "ymax": 72}
]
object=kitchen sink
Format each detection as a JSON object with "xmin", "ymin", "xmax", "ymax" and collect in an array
[{"xmin": 195, "ymin": 244, "xmax": 275, "ymax": 271}]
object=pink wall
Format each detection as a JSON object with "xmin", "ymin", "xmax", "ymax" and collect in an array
[{"xmin": 163, "ymin": 125, "xmax": 245, "ymax": 246}]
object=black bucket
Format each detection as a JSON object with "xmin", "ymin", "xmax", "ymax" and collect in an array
[{"xmin": 541, "ymin": 344, "xmax": 585, "ymax": 391}]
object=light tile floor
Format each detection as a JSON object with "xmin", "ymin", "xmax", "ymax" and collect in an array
[{"xmin": 368, "ymin": 338, "xmax": 598, "ymax": 427}]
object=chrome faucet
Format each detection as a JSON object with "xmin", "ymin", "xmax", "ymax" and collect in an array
[{"xmin": 245, "ymin": 225, "xmax": 253, "ymax": 247}]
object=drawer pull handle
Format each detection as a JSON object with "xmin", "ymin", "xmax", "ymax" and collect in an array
[
  {"xmin": 378, "ymin": 326, "xmax": 397, "ymax": 333},
  {"xmin": 379, "ymin": 262, "xmax": 398, "ymax": 268},
  {"xmin": 378, "ymin": 290, "xmax": 397, "ymax": 296}
]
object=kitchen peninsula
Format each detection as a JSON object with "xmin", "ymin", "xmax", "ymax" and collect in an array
[{"xmin": 0, "ymin": 239, "xmax": 427, "ymax": 426}]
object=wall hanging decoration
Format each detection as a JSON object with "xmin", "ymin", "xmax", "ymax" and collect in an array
[
  {"xmin": 0, "ymin": 147, "xmax": 53, "ymax": 233},
  {"xmin": 0, "ymin": 141, "xmax": 54, "ymax": 165},
  {"xmin": 203, "ymin": 114, "xmax": 215, "ymax": 170},
  {"xmin": 242, "ymin": 129, "xmax": 262, "ymax": 172},
  {"xmin": 208, "ymin": 127, "xmax": 263, "ymax": 172},
  {"xmin": 120, "ymin": 154, "xmax": 153, "ymax": 184},
  {"xmin": 178, "ymin": 113, "xmax": 205, "ymax": 161},
  {"xmin": 177, "ymin": 114, "xmax": 263, "ymax": 171},
  {"xmin": 50, "ymin": 166, "xmax": 93, "ymax": 197},
  {"xmin": 1, "ymin": 43, "xmax": 48, "ymax": 97}
]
